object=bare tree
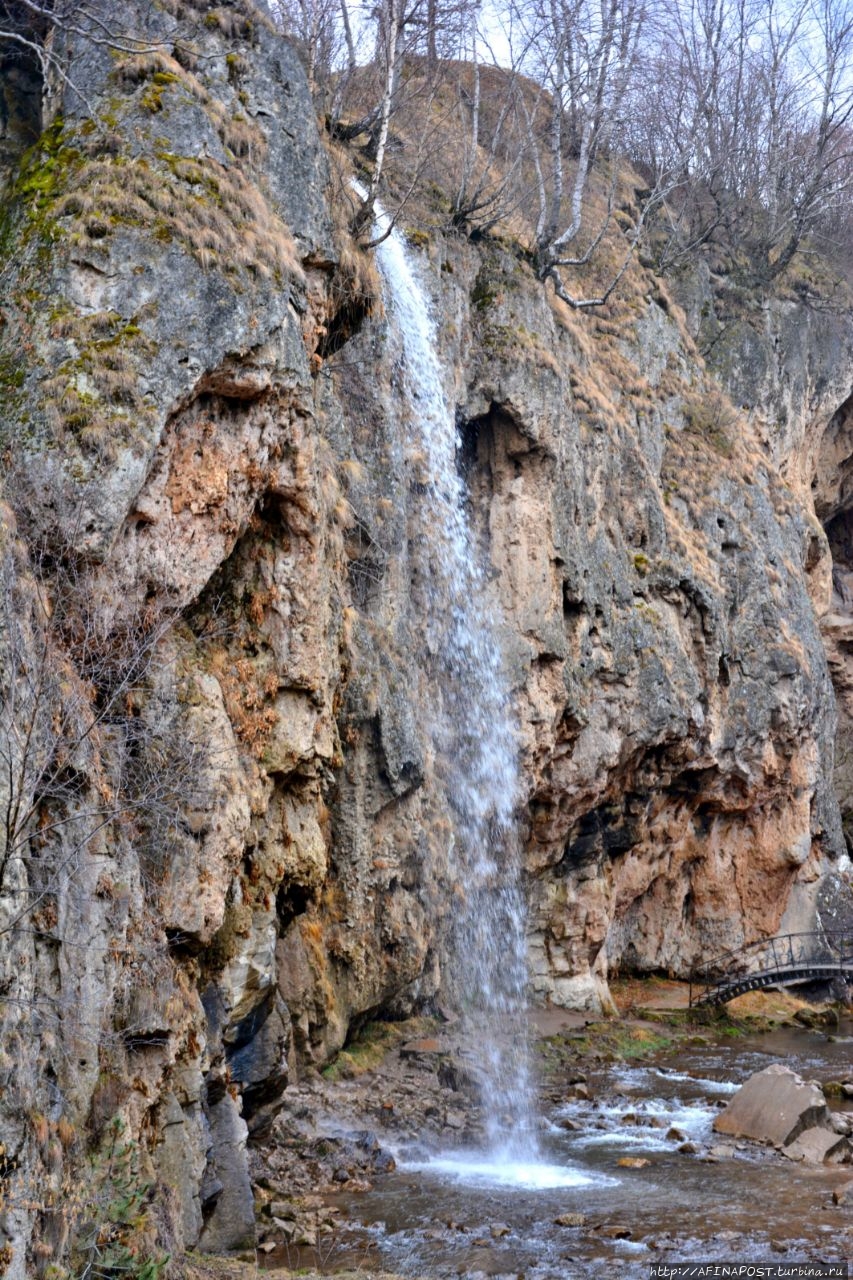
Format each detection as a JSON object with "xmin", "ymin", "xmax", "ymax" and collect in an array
[
  {"xmin": 448, "ymin": 16, "xmax": 537, "ymax": 234},
  {"xmin": 507, "ymin": 0, "xmax": 671, "ymax": 307},
  {"xmin": 0, "ymin": 527, "xmax": 204, "ymax": 949},
  {"xmin": 631, "ymin": 0, "xmax": 853, "ymax": 285}
]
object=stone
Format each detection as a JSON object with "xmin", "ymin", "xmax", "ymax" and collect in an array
[
  {"xmin": 678, "ymin": 1141, "xmax": 699, "ymax": 1154},
  {"xmin": 267, "ymin": 1201, "xmax": 293, "ymax": 1218},
  {"xmin": 616, "ymin": 1157, "xmax": 650, "ymax": 1168},
  {"xmin": 666, "ymin": 1126, "xmax": 687, "ymax": 1141},
  {"xmin": 490, "ymin": 1223, "xmax": 511, "ymax": 1238},
  {"xmin": 713, "ymin": 1066, "xmax": 834, "ymax": 1147},
  {"xmin": 400, "ymin": 1038, "xmax": 443, "ymax": 1059},
  {"xmin": 782, "ymin": 1128, "xmax": 851, "ymax": 1164},
  {"xmin": 554, "ymin": 1213, "xmax": 586, "ymax": 1227},
  {"xmin": 832, "ymin": 1186, "xmax": 851, "ymax": 1205},
  {"xmin": 197, "ymin": 1094, "xmax": 256, "ymax": 1252}
]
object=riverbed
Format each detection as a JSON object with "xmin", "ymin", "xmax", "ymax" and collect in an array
[{"xmin": 263, "ymin": 1015, "xmax": 853, "ymax": 1277}]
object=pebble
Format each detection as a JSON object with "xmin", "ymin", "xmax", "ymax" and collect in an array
[
  {"xmin": 554, "ymin": 1212, "xmax": 586, "ymax": 1227},
  {"xmin": 617, "ymin": 1156, "xmax": 650, "ymax": 1168}
]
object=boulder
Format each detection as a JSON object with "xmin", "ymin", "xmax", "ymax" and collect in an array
[
  {"xmin": 782, "ymin": 1128, "xmax": 851, "ymax": 1164},
  {"xmin": 713, "ymin": 1065, "xmax": 833, "ymax": 1147}
]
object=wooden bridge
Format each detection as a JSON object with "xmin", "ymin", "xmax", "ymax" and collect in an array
[{"xmin": 688, "ymin": 931, "xmax": 853, "ymax": 1007}]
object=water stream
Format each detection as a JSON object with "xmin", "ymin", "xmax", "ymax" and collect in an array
[
  {"xmin": 293, "ymin": 1021, "xmax": 853, "ymax": 1277},
  {"xmin": 353, "ymin": 183, "xmax": 536, "ymax": 1162}
]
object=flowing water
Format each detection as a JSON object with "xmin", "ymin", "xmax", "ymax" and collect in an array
[
  {"xmin": 291, "ymin": 1020, "xmax": 853, "ymax": 1277},
  {"xmin": 353, "ymin": 184, "xmax": 535, "ymax": 1158}
]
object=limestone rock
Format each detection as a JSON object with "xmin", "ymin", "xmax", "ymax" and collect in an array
[
  {"xmin": 197, "ymin": 1093, "xmax": 256, "ymax": 1253},
  {"xmin": 713, "ymin": 1065, "xmax": 834, "ymax": 1147},
  {"xmin": 782, "ymin": 1127, "xmax": 851, "ymax": 1164}
]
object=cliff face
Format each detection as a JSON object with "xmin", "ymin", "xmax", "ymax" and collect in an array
[{"xmin": 0, "ymin": 2, "xmax": 851, "ymax": 1271}]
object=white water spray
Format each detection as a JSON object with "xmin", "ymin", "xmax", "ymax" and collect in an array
[{"xmin": 352, "ymin": 184, "xmax": 535, "ymax": 1157}]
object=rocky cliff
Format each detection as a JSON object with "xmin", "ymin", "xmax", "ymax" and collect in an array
[{"xmin": 0, "ymin": 1, "xmax": 851, "ymax": 1272}]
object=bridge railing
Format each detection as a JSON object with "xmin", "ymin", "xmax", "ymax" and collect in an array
[{"xmin": 688, "ymin": 930, "xmax": 853, "ymax": 1007}]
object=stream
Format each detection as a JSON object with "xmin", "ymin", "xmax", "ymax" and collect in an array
[{"xmin": 273, "ymin": 1019, "xmax": 853, "ymax": 1277}]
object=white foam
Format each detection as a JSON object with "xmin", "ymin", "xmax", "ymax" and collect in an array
[
  {"xmin": 560, "ymin": 1095, "xmax": 716, "ymax": 1148},
  {"xmin": 614, "ymin": 1064, "xmax": 739, "ymax": 1095},
  {"xmin": 398, "ymin": 1151, "xmax": 619, "ymax": 1190}
]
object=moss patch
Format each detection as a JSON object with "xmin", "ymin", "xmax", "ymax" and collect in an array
[{"xmin": 321, "ymin": 1017, "xmax": 437, "ymax": 1082}]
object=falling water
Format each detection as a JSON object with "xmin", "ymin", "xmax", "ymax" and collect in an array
[{"xmin": 353, "ymin": 184, "xmax": 536, "ymax": 1159}]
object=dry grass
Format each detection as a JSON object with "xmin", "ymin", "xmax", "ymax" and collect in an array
[
  {"xmin": 157, "ymin": 0, "xmax": 274, "ymax": 34},
  {"xmin": 113, "ymin": 49, "xmax": 266, "ymax": 159},
  {"xmin": 51, "ymin": 148, "xmax": 300, "ymax": 283}
]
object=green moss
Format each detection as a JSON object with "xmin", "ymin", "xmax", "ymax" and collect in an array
[
  {"xmin": 0, "ymin": 354, "xmax": 25, "ymax": 389},
  {"xmin": 632, "ymin": 552, "xmax": 650, "ymax": 575},
  {"xmin": 406, "ymin": 228, "xmax": 431, "ymax": 250},
  {"xmin": 321, "ymin": 1017, "xmax": 437, "ymax": 1082},
  {"xmin": 471, "ymin": 272, "xmax": 499, "ymax": 311}
]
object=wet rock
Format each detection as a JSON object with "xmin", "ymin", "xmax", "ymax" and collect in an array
[
  {"xmin": 400, "ymin": 1037, "xmax": 443, "ymax": 1059},
  {"xmin": 556, "ymin": 1116, "xmax": 581, "ymax": 1131},
  {"xmin": 616, "ymin": 1156, "xmax": 650, "ymax": 1168},
  {"xmin": 438, "ymin": 1058, "xmax": 479, "ymax": 1091},
  {"xmin": 782, "ymin": 1127, "xmax": 851, "ymax": 1164},
  {"xmin": 197, "ymin": 1093, "xmax": 256, "ymax": 1253},
  {"xmin": 490, "ymin": 1222, "xmax": 511, "ymax": 1238},
  {"xmin": 832, "ymin": 1185, "xmax": 851, "ymax": 1205},
  {"xmin": 666, "ymin": 1126, "xmax": 687, "ymax": 1141},
  {"xmin": 600, "ymin": 1225, "xmax": 633, "ymax": 1239},
  {"xmin": 842, "ymin": 1083, "xmax": 853, "ymax": 1099},
  {"xmin": 554, "ymin": 1212, "xmax": 586, "ymax": 1227},
  {"xmin": 266, "ymin": 1200, "xmax": 293, "ymax": 1218},
  {"xmin": 678, "ymin": 1141, "xmax": 699, "ymax": 1154},
  {"xmin": 714, "ymin": 1065, "xmax": 835, "ymax": 1147}
]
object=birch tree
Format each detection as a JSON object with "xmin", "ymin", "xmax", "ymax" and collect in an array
[{"xmin": 513, "ymin": 0, "xmax": 657, "ymax": 307}]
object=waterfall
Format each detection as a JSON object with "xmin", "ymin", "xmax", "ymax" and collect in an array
[{"xmin": 353, "ymin": 185, "xmax": 536, "ymax": 1157}]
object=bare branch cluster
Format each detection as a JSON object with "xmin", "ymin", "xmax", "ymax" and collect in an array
[{"xmin": 269, "ymin": 0, "xmax": 852, "ymax": 303}]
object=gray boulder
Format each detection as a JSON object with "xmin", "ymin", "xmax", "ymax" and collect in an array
[{"xmin": 714, "ymin": 1064, "xmax": 833, "ymax": 1146}]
